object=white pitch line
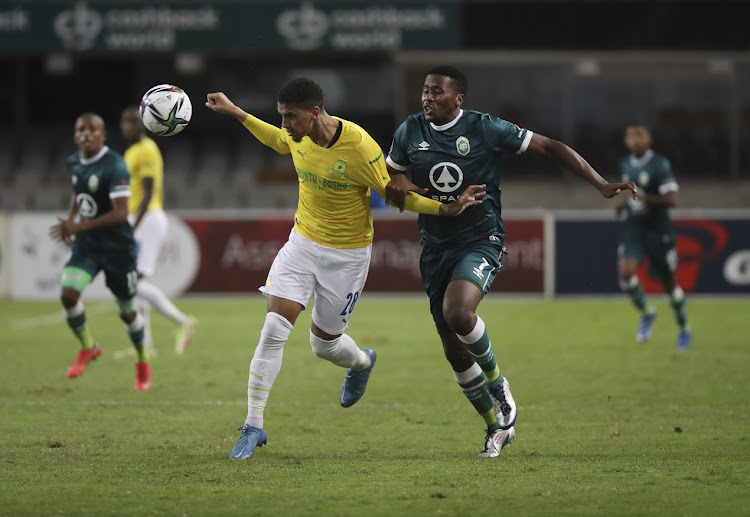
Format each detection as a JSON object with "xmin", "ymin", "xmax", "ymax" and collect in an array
[{"xmin": 11, "ymin": 302, "xmax": 113, "ymax": 330}]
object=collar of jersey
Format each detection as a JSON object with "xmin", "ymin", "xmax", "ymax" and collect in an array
[
  {"xmin": 79, "ymin": 145, "xmax": 109, "ymax": 165},
  {"xmin": 429, "ymin": 109, "xmax": 464, "ymax": 131},
  {"xmin": 629, "ymin": 148, "xmax": 654, "ymax": 168}
]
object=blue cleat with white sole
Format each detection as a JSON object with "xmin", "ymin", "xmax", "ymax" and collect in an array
[
  {"xmin": 339, "ymin": 348, "xmax": 376, "ymax": 408},
  {"xmin": 637, "ymin": 308, "xmax": 657, "ymax": 343},
  {"xmin": 676, "ymin": 329, "xmax": 692, "ymax": 350},
  {"xmin": 229, "ymin": 424, "xmax": 267, "ymax": 460}
]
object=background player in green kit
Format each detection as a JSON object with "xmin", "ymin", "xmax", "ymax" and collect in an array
[
  {"xmin": 48, "ymin": 113, "xmax": 152, "ymax": 391},
  {"xmin": 385, "ymin": 66, "xmax": 637, "ymax": 458},
  {"xmin": 615, "ymin": 123, "xmax": 691, "ymax": 350}
]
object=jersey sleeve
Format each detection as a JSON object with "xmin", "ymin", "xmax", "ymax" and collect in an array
[
  {"xmin": 656, "ymin": 157, "xmax": 679, "ymax": 194},
  {"xmin": 109, "ymin": 156, "xmax": 131, "ymax": 200},
  {"xmin": 242, "ymin": 114, "xmax": 290, "ymax": 155},
  {"xmin": 361, "ymin": 139, "xmax": 441, "ymax": 216},
  {"xmin": 385, "ymin": 120, "xmax": 410, "ymax": 171},
  {"xmin": 480, "ymin": 114, "xmax": 533, "ymax": 154}
]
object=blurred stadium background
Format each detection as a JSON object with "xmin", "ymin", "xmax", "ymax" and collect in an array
[{"xmin": 1, "ymin": 0, "xmax": 749, "ymax": 299}]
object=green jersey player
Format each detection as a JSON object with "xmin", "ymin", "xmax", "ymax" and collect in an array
[
  {"xmin": 615, "ymin": 123, "xmax": 691, "ymax": 350},
  {"xmin": 48, "ymin": 113, "xmax": 152, "ymax": 390},
  {"xmin": 385, "ymin": 65, "xmax": 637, "ymax": 458}
]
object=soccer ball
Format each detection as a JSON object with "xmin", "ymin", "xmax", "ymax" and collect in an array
[{"xmin": 139, "ymin": 84, "xmax": 192, "ymax": 136}]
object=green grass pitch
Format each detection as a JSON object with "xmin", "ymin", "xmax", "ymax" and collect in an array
[{"xmin": 1, "ymin": 296, "xmax": 749, "ymax": 516}]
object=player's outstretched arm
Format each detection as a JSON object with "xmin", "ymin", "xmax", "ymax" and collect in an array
[
  {"xmin": 439, "ymin": 184, "xmax": 486, "ymax": 216},
  {"xmin": 205, "ymin": 92, "xmax": 249, "ymax": 122},
  {"xmin": 385, "ymin": 165, "xmax": 428, "ymax": 213},
  {"xmin": 526, "ymin": 134, "xmax": 638, "ymax": 199}
]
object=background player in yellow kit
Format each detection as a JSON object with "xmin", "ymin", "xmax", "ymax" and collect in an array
[
  {"xmin": 205, "ymin": 78, "xmax": 485, "ymax": 460},
  {"xmin": 118, "ymin": 107, "xmax": 195, "ymax": 357}
]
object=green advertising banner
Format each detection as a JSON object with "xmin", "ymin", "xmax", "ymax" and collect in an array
[{"xmin": 0, "ymin": 1, "xmax": 460, "ymax": 53}]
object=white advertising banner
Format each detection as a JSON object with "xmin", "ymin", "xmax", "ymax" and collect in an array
[{"xmin": 10, "ymin": 212, "xmax": 200, "ymax": 300}]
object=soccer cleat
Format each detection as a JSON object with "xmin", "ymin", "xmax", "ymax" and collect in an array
[
  {"xmin": 676, "ymin": 329, "xmax": 692, "ymax": 350},
  {"xmin": 175, "ymin": 316, "xmax": 196, "ymax": 355},
  {"xmin": 478, "ymin": 426, "xmax": 516, "ymax": 458},
  {"xmin": 134, "ymin": 362, "xmax": 152, "ymax": 391},
  {"xmin": 637, "ymin": 308, "xmax": 657, "ymax": 343},
  {"xmin": 339, "ymin": 348, "xmax": 377, "ymax": 408},
  {"xmin": 488, "ymin": 377, "xmax": 517, "ymax": 430},
  {"xmin": 229, "ymin": 425, "xmax": 267, "ymax": 460},
  {"xmin": 66, "ymin": 344, "xmax": 102, "ymax": 378}
]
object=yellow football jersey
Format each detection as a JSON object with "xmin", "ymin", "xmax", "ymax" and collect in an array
[
  {"xmin": 125, "ymin": 136, "xmax": 164, "ymax": 214},
  {"xmin": 242, "ymin": 115, "xmax": 440, "ymax": 249}
]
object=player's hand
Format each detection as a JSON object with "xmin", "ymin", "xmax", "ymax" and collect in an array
[
  {"xmin": 440, "ymin": 184, "xmax": 486, "ymax": 216},
  {"xmin": 599, "ymin": 181, "xmax": 638, "ymax": 199},
  {"xmin": 205, "ymin": 92, "xmax": 239, "ymax": 116},
  {"xmin": 385, "ymin": 173, "xmax": 428, "ymax": 213},
  {"xmin": 49, "ymin": 217, "xmax": 77, "ymax": 243}
]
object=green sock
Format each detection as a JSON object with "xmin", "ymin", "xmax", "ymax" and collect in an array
[
  {"xmin": 65, "ymin": 304, "xmax": 94, "ymax": 350},
  {"xmin": 622, "ymin": 277, "xmax": 647, "ymax": 312},
  {"xmin": 457, "ymin": 316, "xmax": 504, "ymax": 388},
  {"xmin": 126, "ymin": 315, "xmax": 148, "ymax": 363},
  {"xmin": 670, "ymin": 288, "xmax": 689, "ymax": 329},
  {"xmin": 454, "ymin": 364, "xmax": 499, "ymax": 432}
]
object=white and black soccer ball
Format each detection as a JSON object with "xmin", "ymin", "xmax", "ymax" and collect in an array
[{"xmin": 139, "ymin": 84, "xmax": 192, "ymax": 136}]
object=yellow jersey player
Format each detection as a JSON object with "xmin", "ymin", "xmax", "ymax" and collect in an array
[
  {"xmin": 205, "ymin": 78, "xmax": 485, "ymax": 460},
  {"xmin": 119, "ymin": 107, "xmax": 195, "ymax": 357}
]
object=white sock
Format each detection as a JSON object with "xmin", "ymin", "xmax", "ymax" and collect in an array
[
  {"xmin": 309, "ymin": 332, "xmax": 369, "ymax": 369},
  {"xmin": 137, "ymin": 280, "xmax": 187, "ymax": 326},
  {"xmin": 245, "ymin": 312, "xmax": 293, "ymax": 429}
]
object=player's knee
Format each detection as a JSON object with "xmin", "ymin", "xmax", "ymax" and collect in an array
[
  {"xmin": 443, "ymin": 306, "xmax": 474, "ymax": 335},
  {"xmin": 60, "ymin": 288, "xmax": 80, "ymax": 309},
  {"xmin": 119, "ymin": 312, "xmax": 136, "ymax": 324},
  {"xmin": 261, "ymin": 312, "xmax": 294, "ymax": 350},
  {"xmin": 309, "ymin": 331, "xmax": 339, "ymax": 360}
]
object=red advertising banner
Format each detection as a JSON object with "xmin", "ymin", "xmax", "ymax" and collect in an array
[{"xmin": 183, "ymin": 217, "xmax": 544, "ymax": 293}]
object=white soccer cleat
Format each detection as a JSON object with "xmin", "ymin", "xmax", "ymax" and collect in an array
[
  {"xmin": 488, "ymin": 377, "xmax": 517, "ymax": 430},
  {"xmin": 478, "ymin": 426, "xmax": 516, "ymax": 458}
]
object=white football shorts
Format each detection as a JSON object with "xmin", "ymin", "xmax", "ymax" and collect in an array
[
  {"xmin": 259, "ymin": 228, "xmax": 372, "ymax": 335},
  {"xmin": 129, "ymin": 209, "xmax": 167, "ymax": 277}
]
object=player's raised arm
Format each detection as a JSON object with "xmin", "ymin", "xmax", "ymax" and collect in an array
[
  {"xmin": 205, "ymin": 92, "xmax": 248, "ymax": 122},
  {"xmin": 526, "ymin": 133, "xmax": 638, "ymax": 199}
]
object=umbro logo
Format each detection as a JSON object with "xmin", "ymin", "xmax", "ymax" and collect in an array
[{"xmin": 418, "ymin": 141, "xmax": 430, "ymax": 151}]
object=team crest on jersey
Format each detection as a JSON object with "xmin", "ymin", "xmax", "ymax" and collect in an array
[
  {"xmin": 72, "ymin": 175, "xmax": 78, "ymax": 185},
  {"xmin": 638, "ymin": 171, "xmax": 650, "ymax": 187},
  {"xmin": 429, "ymin": 162, "xmax": 463, "ymax": 193},
  {"xmin": 76, "ymin": 193, "xmax": 98, "ymax": 218},
  {"xmin": 88, "ymin": 175, "xmax": 99, "ymax": 192},
  {"xmin": 327, "ymin": 159, "xmax": 348, "ymax": 179},
  {"xmin": 456, "ymin": 136, "xmax": 470, "ymax": 156}
]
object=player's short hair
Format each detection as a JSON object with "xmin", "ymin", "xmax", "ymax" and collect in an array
[
  {"xmin": 626, "ymin": 121, "xmax": 650, "ymax": 131},
  {"xmin": 278, "ymin": 78, "xmax": 325, "ymax": 110},
  {"xmin": 76, "ymin": 112, "xmax": 105, "ymax": 130},
  {"xmin": 427, "ymin": 65, "xmax": 468, "ymax": 95}
]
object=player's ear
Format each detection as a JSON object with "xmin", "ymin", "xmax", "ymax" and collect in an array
[{"xmin": 456, "ymin": 93, "xmax": 464, "ymax": 107}]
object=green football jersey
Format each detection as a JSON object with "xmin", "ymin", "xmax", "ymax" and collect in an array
[
  {"xmin": 66, "ymin": 146, "xmax": 135, "ymax": 252},
  {"xmin": 387, "ymin": 109, "xmax": 532, "ymax": 247},
  {"xmin": 619, "ymin": 149, "xmax": 677, "ymax": 232}
]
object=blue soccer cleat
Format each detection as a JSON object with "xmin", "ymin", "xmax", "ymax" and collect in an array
[
  {"xmin": 229, "ymin": 424, "xmax": 267, "ymax": 460},
  {"xmin": 637, "ymin": 308, "xmax": 657, "ymax": 343},
  {"xmin": 339, "ymin": 348, "xmax": 377, "ymax": 408},
  {"xmin": 676, "ymin": 329, "xmax": 692, "ymax": 350}
]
